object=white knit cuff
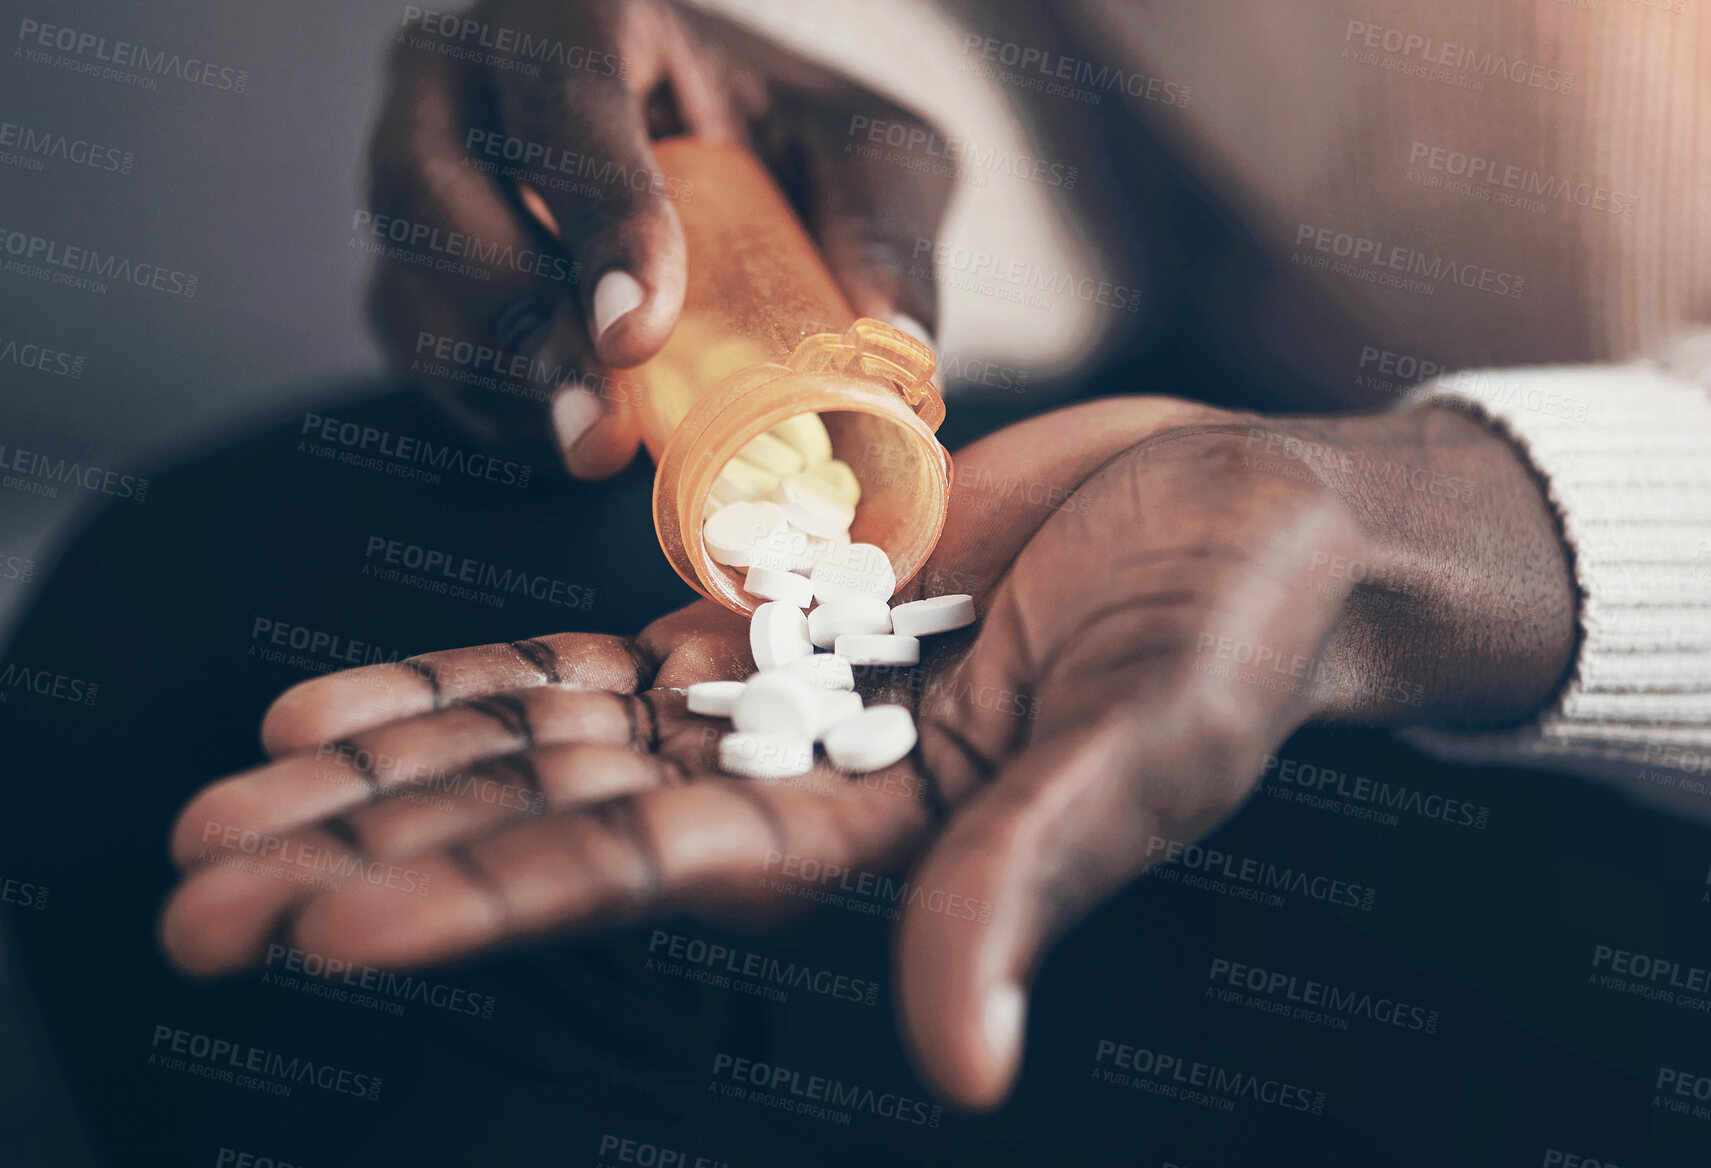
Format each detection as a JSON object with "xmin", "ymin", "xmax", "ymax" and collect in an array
[{"xmin": 1400, "ymin": 331, "xmax": 1711, "ymax": 782}]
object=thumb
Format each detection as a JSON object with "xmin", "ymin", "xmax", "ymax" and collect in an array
[{"xmin": 896, "ymin": 703, "xmax": 1164, "ymax": 1111}]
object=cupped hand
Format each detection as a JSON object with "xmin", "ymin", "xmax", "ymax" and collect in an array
[
  {"xmin": 160, "ymin": 397, "xmax": 1574, "ymax": 1111},
  {"xmin": 368, "ymin": 0, "xmax": 952, "ymax": 476}
]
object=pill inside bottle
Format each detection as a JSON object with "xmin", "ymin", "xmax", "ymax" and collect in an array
[{"xmin": 630, "ymin": 140, "xmax": 953, "ymax": 615}]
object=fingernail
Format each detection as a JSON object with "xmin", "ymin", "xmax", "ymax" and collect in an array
[
  {"xmin": 592, "ymin": 270, "xmax": 645, "ymax": 345},
  {"xmin": 888, "ymin": 312, "xmax": 935, "ymax": 347},
  {"xmin": 552, "ymin": 387, "xmax": 603, "ymax": 456},
  {"xmin": 982, "ymin": 982, "xmax": 1025, "ymax": 1066}
]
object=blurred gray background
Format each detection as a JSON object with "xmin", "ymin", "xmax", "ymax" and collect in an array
[{"xmin": 0, "ymin": 0, "xmax": 397, "ymax": 633}]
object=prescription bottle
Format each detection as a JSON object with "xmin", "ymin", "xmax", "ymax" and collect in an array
[{"xmin": 633, "ymin": 140, "xmax": 952, "ymax": 616}]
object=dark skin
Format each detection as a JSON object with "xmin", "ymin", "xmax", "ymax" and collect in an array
[
  {"xmin": 368, "ymin": 0, "xmax": 952, "ymax": 475},
  {"xmin": 160, "ymin": 396, "xmax": 1576, "ymax": 1109}
]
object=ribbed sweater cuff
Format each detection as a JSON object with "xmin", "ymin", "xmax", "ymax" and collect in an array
[{"xmin": 1401, "ymin": 331, "xmax": 1711, "ymax": 778}]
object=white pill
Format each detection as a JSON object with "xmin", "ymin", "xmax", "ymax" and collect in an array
[
  {"xmin": 773, "ymin": 474, "xmax": 855, "ymax": 539},
  {"xmin": 749, "ymin": 601, "xmax": 815, "ymax": 670},
  {"xmin": 824, "ymin": 705, "xmax": 917, "ymax": 772},
  {"xmin": 802, "ymin": 458, "xmax": 861, "ymax": 508},
  {"xmin": 769, "ymin": 413, "xmax": 833, "ymax": 467},
  {"xmin": 705, "ymin": 501, "xmax": 789, "ymax": 568},
  {"xmin": 719, "ymin": 732, "xmax": 814, "ymax": 780},
  {"xmin": 738, "ymin": 431, "xmax": 805, "ymax": 477},
  {"xmin": 814, "ymin": 690, "xmax": 865, "ymax": 740},
  {"xmin": 808, "ymin": 595, "xmax": 892, "ymax": 649},
  {"xmin": 746, "ymin": 526, "xmax": 818, "ymax": 573},
  {"xmin": 711, "ymin": 456, "xmax": 780, "ymax": 505},
  {"xmin": 811, "ymin": 542, "xmax": 896, "ymax": 604},
  {"xmin": 743, "ymin": 563, "xmax": 815, "ymax": 608},
  {"xmin": 834, "ymin": 633, "xmax": 920, "ymax": 666},
  {"xmin": 782, "ymin": 653, "xmax": 855, "ymax": 691},
  {"xmin": 732, "ymin": 671, "xmax": 821, "ymax": 737},
  {"xmin": 686, "ymin": 680, "xmax": 746, "ymax": 717},
  {"xmin": 890, "ymin": 594, "xmax": 976, "ymax": 638}
]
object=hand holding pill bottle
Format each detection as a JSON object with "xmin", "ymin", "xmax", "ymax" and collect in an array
[{"xmin": 632, "ymin": 140, "xmax": 955, "ymax": 615}]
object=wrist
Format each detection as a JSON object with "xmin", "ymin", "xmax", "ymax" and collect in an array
[{"xmin": 1241, "ymin": 405, "xmax": 1578, "ymax": 725}]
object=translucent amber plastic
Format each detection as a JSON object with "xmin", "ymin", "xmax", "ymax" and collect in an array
[{"xmin": 637, "ymin": 140, "xmax": 952, "ymax": 615}]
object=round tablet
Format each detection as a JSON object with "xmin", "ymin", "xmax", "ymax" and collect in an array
[
  {"xmin": 743, "ymin": 563, "xmax": 815, "ymax": 609},
  {"xmin": 719, "ymin": 732, "xmax": 814, "ymax": 780},
  {"xmin": 738, "ymin": 431, "xmax": 806, "ymax": 477},
  {"xmin": 823, "ymin": 705, "xmax": 917, "ymax": 772},
  {"xmin": 803, "ymin": 458, "xmax": 861, "ymax": 508},
  {"xmin": 710, "ymin": 456, "xmax": 779, "ymax": 505},
  {"xmin": 768, "ymin": 413, "xmax": 834, "ymax": 467},
  {"xmin": 808, "ymin": 596, "xmax": 892, "ymax": 649},
  {"xmin": 732, "ymin": 672, "xmax": 821, "ymax": 738},
  {"xmin": 834, "ymin": 633, "xmax": 920, "ymax": 666},
  {"xmin": 814, "ymin": 690, "xmax": 865, "ymax": 740},
  {"xmin": 811, "ymin": 542, "xmax": 896, "ymax": 604},
  {"xmin": 705, "ymin": 501, "xmax": 788, "ymax": 568},
  {"xmin": 773, "ymin": 474, "xmax": 855, "ymax": 539},
  {"xmin": 749, "ymin": 601, "xmax": 814, "ymax": 670},
  {"xmin": 686, "ymin": 680, "xmax": 745, "ymax": 718},
  {"xmin": 890, "ymin": 594, "xmax": 976, "ymax": 638}
]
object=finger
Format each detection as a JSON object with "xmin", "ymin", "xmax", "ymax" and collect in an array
[
  {"xmin": 180, "ymin": 688, "xmax": 660, "ymax": 868},
  {"xmin": 787, "ymin": 91, "xmax": 954, "ymax": 331},
  {"xmin": 261, "ymin": 633, "xmax": 653, "ymax": 757},
  {"xmin": 494, "ymin": 35, "xmax": 688, "ymax": 373},
  {"xmin": 286, "ymin": 771, "xmax": 933, "ymax": 971},
  {"xmin": 316, "ymin": 739, "xmax": 692, "ymax": 864},
  {"xmin": 367, "ymin": 46, "xmax": 634, "ymax": 477}
]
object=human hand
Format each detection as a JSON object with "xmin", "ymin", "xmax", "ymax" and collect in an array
[
  {"xmin": 367, "ymin": 0, "xmax": 952, "ymax": 476},
  {"xmin": 159, "ymin": 397, "xmax": 1574, "ymax": 1110}
]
